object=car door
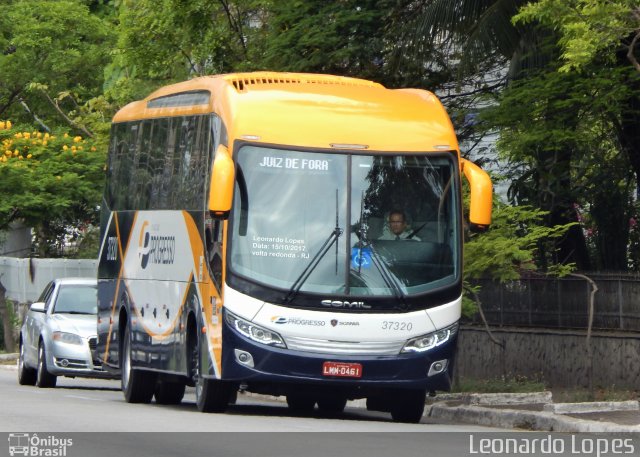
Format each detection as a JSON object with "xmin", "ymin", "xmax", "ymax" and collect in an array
[{"xmin": 26, "ymin": 281, "xmax": 55, "ymax": 365}]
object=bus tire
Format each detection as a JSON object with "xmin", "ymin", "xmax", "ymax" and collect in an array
[
  {"xmin": 286, "ymin": 394, "xmax": 316, "ymax": 413},
  {"xmin": 390, "ymin": 389, "xmax": 426, "ymax": 423},
  {"xmin": 154, "ymin": 380, "xmax": 186, "ymax": 405},
  {"xmin": 317, "ymin": 396, "xmax": 347, "ymax": 414},
  {"xmin": 190, "ymin": 328, "xmax": 232, "ymax": 413},
  {"xmin": 196, "ymin": 378, "xmax": 233, "ymax": 413},
  {"xmin": 35, "ymin": 342, "xmax": 57, "ymax": 388},
  {"xmin": 121, "ymin": 327, "xmax": 156, "ymax": 403}
]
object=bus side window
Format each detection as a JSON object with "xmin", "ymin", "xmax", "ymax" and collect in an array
[{"xmin": 206, "ymin": 219, "xmax": 224, "ymax": 292}]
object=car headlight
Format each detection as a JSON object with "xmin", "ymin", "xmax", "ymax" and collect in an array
[
  {"xmin": 225, "ymin": 310, "xmax": 286, "ymax": 348},
  {"xmin": 52, "ymin": 331, "xmax": 84, "ymax": 345},
  {"xmin": 401, "ymin": 322, "xmax": 458, "ymax": 353}
]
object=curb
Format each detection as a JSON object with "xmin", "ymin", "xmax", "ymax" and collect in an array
[
  {"xmin": 430, "ymin": 391, "xmax": 553, "ymax": 406},
  {"xmin": 0, "ymin": 353, "xmax": 18, "ymax": 362},
  {"xmin": 428, "ymin": 403, "xmax": 640, "ymax": 433},
  {"xmin": 544, "ymin": 400, "xmax": 639, "ymax": 414}
]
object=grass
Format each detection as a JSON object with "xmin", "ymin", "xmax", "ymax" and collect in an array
[
  {"xmin": 551, "ymin": 387, "xmax": 639, "ymax": 403},
  {"xmin": 453, "ymin": 376, "xmax": 640, "ymax": 403},
  {"xmin": 453, "ymin": 375, "xmax": 546, "ymax": 394}
]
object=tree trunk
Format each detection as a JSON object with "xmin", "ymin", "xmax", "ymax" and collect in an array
[{"xmin": 0, "ymin": 280, "xmax": 16, "ymax": 353}]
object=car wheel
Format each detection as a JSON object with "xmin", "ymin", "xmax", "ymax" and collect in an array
[
  {"xmin": 390, "ymin": 389, "xmax": 426, "ymax": 423},
  {"xmin": 35, "ymin": 342, "xmax": 57, "ymax": 388},
  {"xmin": 286, "ymin": 393, "xmax": 316, "ymax": 413},
  {"xmin": 17, "ymin": 341, "xmax": 37, "ymax": 386},
  {"xmin": 154, "ymin": 380, "xmax": 186, "ymax": 405},
  {"xmin": 121, "ymin": 327, "xmax": 156, "ymax": 403},
  {"xmin": 317, "ymin": 396, "xmax": 347, "ymax": 414}
]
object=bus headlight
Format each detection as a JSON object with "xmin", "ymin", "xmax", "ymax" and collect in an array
[
  {"xmin": 225, "ymin": 311, "xmax": 286, "ymax": 348},
  {"xmin": 400, "ymin": 322, "xmax": 458, "ymax": 353}
]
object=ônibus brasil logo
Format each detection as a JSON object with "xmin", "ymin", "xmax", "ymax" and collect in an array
[{"xmin": 8, "ymin": 433, "xmax": 72, "ymax": 457}]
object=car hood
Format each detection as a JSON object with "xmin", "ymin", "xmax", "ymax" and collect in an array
[{"xmin": 50, "ymin": 314, "xmax": 98, "ymax": 338}]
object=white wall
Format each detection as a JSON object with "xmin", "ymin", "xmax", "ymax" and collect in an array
[
  {"xmin": 0, "ymin": 222, "xmax": 31, "ymax": 257},
  {"xmin": 0, "ymin": 257, "xmax": 97, "ymax": 303}
]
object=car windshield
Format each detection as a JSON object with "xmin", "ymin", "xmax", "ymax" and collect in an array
[
  {"xmin": 52, "ymin": 284, "xmax": 98, "ymax": 315},
  {"xmin": 229, "ymin": 146, "xmax": 459, "ymax": 299}
]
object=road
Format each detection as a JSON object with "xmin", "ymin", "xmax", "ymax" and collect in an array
[{"xmin": 0, "ymin": 366, "xmax": 505, "ymax": 457}]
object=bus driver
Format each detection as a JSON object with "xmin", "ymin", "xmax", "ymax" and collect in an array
[{"xmin": 379, "ymin": 210, "xmax": 421, "ymax": 241}]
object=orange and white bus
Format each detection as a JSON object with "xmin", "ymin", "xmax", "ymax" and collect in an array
[{"xmin": 97, "ymin": 72, "xmax": 492, "ymax": 423}]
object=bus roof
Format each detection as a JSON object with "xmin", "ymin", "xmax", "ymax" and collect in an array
[{"xmin": 112, "ymin": 72, "xmax": 459, "ymax": 153}]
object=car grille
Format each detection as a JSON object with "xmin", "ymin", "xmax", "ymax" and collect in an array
[{"xmin": 88, "ymin": 337, "xmax": 97, "ymax": 351}]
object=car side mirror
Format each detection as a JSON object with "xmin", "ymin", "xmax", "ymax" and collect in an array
[{"xmin": 30, "ymin": 302, "xmax": 46, "ymax": 313}]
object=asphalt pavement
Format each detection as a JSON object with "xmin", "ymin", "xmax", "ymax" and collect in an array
[{"xmin": 1, "ymin": 352, "xmax": 638, "ymax": 432}]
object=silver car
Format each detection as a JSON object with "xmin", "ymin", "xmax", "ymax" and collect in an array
[{"xmin": 17, "ymin": 277, "xmax": 116, "ymax": 387}]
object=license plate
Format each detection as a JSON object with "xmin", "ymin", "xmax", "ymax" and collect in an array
[{"xmin": 322, "ymin": 361, "xmax": 363, "ymax": 378}]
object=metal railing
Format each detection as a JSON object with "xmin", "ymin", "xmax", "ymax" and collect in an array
[{"xmin": 471, "ymin": 274, "xmax": 640, "ymax": 331}]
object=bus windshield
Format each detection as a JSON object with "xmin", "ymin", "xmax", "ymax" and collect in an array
[{"xmin": 229, "ymin": 145, "xmax": 459, "ymax": 300}]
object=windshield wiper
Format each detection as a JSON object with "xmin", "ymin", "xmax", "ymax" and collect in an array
[
  {"xmin": 284, "ymin": 190, "xmax": 343, "ymax": 305},
  {"xmin": 354, "ymin": 197, "xmax": 407, "ymax": 310}
]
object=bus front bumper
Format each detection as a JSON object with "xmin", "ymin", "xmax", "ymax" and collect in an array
[{"xmin": 220, "ymin": 320, "xmax": 456, "ymax": 394}]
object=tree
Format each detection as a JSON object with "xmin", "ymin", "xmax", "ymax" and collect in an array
[
  {"xmin": 463, "ymin": 197, "xmax": 574, "ymax": 316},
  {"xmin": 107, "ymin": 0, "xmax": 270, "ymax": 105},
  {"xmin": 0, "ymin": 121, "xmax": 105, "ymax": 257},
  {"xmin": 514, "ymin": 0, "xmax": 640, "ymax": 74},
  {"xmin": 0, "ymin": 0, "xmax": 115, "ymax": 132}
]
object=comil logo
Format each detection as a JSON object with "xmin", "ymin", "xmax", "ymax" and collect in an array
[
  {"xmin": 138, "ymin": 221, "xmax": 176, "ymax": 269},
  {"xmin": 8, "ymin": 433, "xmax": 73, "ymax": 457}
]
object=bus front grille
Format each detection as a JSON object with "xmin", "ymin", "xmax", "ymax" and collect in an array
[{"xmin": 284, "ymin": 336, "xmax": 404, "ymax": 356}]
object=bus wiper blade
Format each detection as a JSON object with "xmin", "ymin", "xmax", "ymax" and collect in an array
[
  {"xmin": 284, "ymin": 226, "xmax": 342, "ymax": 305},
  {"xmin": 354, "ymin": 231, "xmax": 407, "ymax": 311},
  {"xmin": 284, "ymin": 189, "xmax": 342, "ymax": 305}
]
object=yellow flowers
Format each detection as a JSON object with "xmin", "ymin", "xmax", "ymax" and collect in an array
[{"xmin": 0, "ymin": 124, "xmax": 101, "ymax": 170}]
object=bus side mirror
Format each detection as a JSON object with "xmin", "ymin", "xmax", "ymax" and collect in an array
[
  {"xmin": 209, "ymin": 145, "xmax": 235, "ymax": 220},
  {"xmin": 461, "ymin": 158, "xmax": 492, "ymax": 232}
]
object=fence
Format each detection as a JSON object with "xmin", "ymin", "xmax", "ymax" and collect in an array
[
  {"xmin": 0, "ymin": 257, "xmax": 97, "ymax": 303},
  {"xmin": 472, "ymin": 274, "xmax": 640, "ymax": 332}
]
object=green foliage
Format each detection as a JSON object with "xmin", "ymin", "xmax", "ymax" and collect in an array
[
  {"xmin": 0, "ymin": 121, "xmax": 106, "ymax": 257},
  {"xmin": 72, "ymin": 225, "xmax": 101, "ymax": 259},
  {"xmin": 454, "ymin": 375, "xmax": 546, "ymax": 394},
  {"xmin": 464, "ymin": 201, "xmax": 575, "ymax": 282},
  {"xmin": 514, "ymin": 0, "xmax": 639, "ymax": 73},
  {"xmin": 0, "ymin": 299, "xmax": 20, "ymax": 352},
  {"xmin": 0, "ymin": 0, "xmax": 115, "ymax": 128},
  {"xmin": 461, "ymin": 195, "xmax": 575, "ymax": 318},
  {"xmin": 109, "ymin": 0, "xmax": 270, "ymax": 104},
  {"xmin": 262, "ymin": 0, "xmax": 393, "ymax": 82}
]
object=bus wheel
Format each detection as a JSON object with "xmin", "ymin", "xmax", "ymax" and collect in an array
[
  {"xmin": 121, "ymin": 327, "xmax": 156, "ymax": 403},
  {"xmin": 317, "ymin": 396, "xmax": 347, "ymax": 414},
  {"xmin": 191, "ymin": 335, "xmax": 232, "ymax": 413},
  {"xmin": 154, "ymin": 380, "xmax": 186, "ymax": 405},
  {"xmin": 286, "ymin": 394, "xmax": 316, "ymax": 413},
  {"xmin": 390, "ymin": 389, "xmax": 426, "ymax": 423}
]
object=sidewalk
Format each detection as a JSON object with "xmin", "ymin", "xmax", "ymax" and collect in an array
[{"xmin": 2, "ymin": 353, "xmax": 637, "ymax": 432}]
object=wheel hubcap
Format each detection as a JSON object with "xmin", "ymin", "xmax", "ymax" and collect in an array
[{"xmin": 122, "ymin": 336, "xmax": 130, "ymax": 389}]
